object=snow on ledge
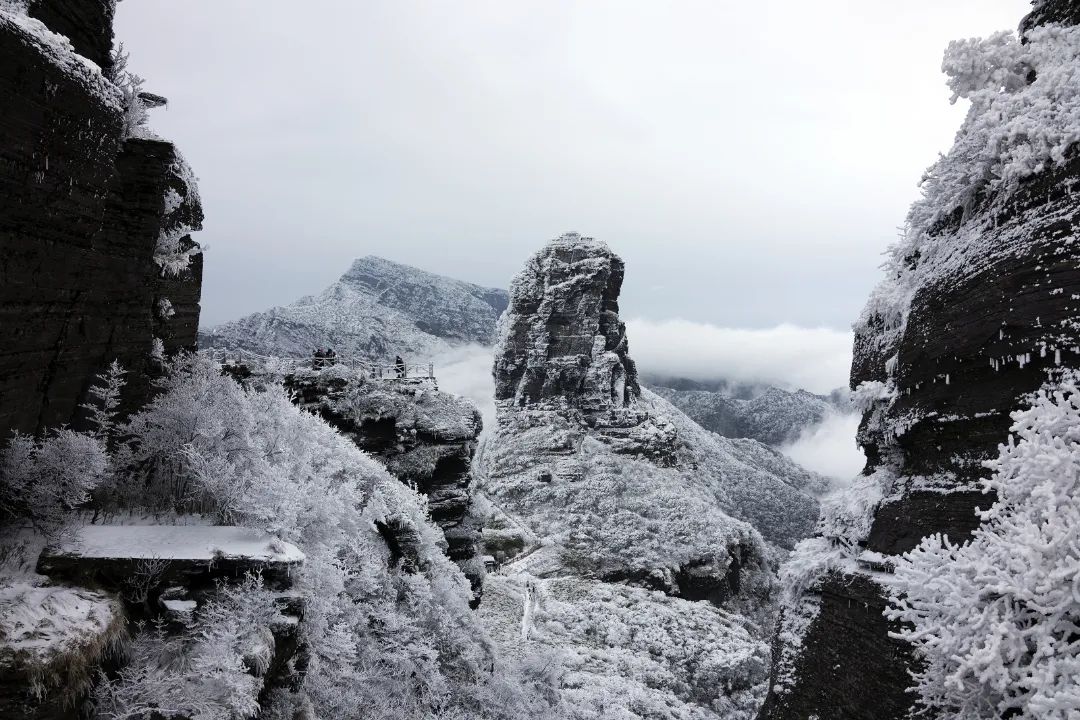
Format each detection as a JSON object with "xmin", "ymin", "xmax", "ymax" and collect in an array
[
  {"xmin": 0, "ymin": 582, "xmax": 122, "ymax": 669},
  {"xmin": 50, "ymin": 525, "xmax": 304, "ymax": 564}
]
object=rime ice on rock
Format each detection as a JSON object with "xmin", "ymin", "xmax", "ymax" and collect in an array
[
  {"xmin": 760, "ymin": 4, "xmax": 1080, "ymax": 719},
  {"xmin": 494, "ymin": 232, "xmax": 640, "ymax": 411},
  {"xmin": 202, "ymin": 256, "xmax": 509, "ymax": 362},
  {"xmin": 475, "ymin": 233, "xmax": 822, "ymax": 719}
]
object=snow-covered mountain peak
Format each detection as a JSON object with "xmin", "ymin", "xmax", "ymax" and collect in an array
[{"xmin": 200, "ymin": 255, "xmax": 509, "ymax": 361}]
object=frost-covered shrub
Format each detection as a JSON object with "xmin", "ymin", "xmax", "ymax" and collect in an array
[
  {"xmin": 107, "ymin": 353, "xmax": 556, "ymax": 718},
  {"xmin": 887, "ymin": 374, "xmax": 1080, "ymax": 719},
  {"xmin": 94, "ymin": 576, "xmax": 280, "ymax": 720},
  {"xmin": 81, "ymin": 360, "xmax": 127, "ymax": 445},
  {"xmin": 105, "ymin": 43, "xmax": 150, "ymax": 139},
  {"xmin": 0, "ymin": 429, "xmax": 107, "ymax": 531}
]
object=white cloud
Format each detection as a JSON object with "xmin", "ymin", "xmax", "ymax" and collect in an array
[
  {"xmin": 780, "ymin": 411, "xmax": 866, "ymax": 483},
  {"xmin": 626, "ymin": 318, "xmax": 852, "ymax": 395},
  {"xmin": 429, "ymin": 345, "xmax": 496, "ymax": 433}
]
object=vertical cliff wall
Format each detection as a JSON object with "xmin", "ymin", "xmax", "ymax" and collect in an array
[
  {"xmin": 0, "ymin": 1, "xmax": 203, "ymax": 439},
  {"xmin": 759, "ymin": 2, "xmax": 1080, "ymax": 717}
]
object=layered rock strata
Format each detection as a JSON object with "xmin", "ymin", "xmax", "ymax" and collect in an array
[
  {"xmin": 0, "ymin": 2, "xmax": 202, "ymax": 440},
  {"xmin": 475, "ymin": 234, "xmax": 821, "ymax": 719},
  {"xmin": 759, "ymin": 3, "xmax": 1080, "ymax": 717}
]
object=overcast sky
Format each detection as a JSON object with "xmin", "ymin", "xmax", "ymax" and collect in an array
[{"xmin": 116, "ymin": 0, "xmax": 1030, "ymax": 336}]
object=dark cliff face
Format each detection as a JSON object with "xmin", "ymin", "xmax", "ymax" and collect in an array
[
  {"xmin": 759, "ymin": 4, "xmax": 1080, "ymax": 718},
  {"xmin": 494, "ymin": 232, "xmax": 640, "ymax": 410},
  {"xmin": 0, "ymin": 4, "xmax": 202, "ymax": 440},
  {"xmin": 27, "ymin": 0, "xmax": 115, "ymax": 71}
]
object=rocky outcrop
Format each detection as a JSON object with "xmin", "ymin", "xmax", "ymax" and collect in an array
[
  {"xmin": 759, "ymin": 3, "xmax": 1080, "ymax": 717},
  {"xmin": 482, "ymin": 234, "xmax": 819, "ymax": 556},
  {"xmin": 0, "ymin": 3, "xmax": 203, "ymax": 440},
  {"xmin": 284, "ymin": 368, "xmax": 485, "ymax": 597},
  {"xmin": 494, "ymin": 233, "xmax": 639, "ymax": 410},
  {"xmin": 476, "ymin": 234, "xmax": 801, "ymax": 718},
  {"xmin": 201, "ymin": 255, "xmax": 508, "ymax": 362}
]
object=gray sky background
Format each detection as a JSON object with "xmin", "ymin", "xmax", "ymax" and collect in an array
[{"xmin": 116, "ymin": 0, "xmax": 1030, "ymax": 333}]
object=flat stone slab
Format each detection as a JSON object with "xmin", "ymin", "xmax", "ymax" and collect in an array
[{"xmin": 38, "ymin": 526, "xmax": 304, "ymax": 592}]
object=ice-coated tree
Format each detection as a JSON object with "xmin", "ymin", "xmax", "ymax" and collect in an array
[
  {"xmin": 0, "ymin": 429, "xmax": 108, "ymax": 531},
  {"xmin": 887, "ymin": 372, "xmax": 1080, "ymax": 719},
  {"xmin": 81, "ymin": 360, "xmax": 127, "ymax": 444}
]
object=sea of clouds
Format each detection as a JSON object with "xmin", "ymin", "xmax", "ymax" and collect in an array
[{"xmin": 431, "ymin": 320, "xmax": 865, "ymax": 481}]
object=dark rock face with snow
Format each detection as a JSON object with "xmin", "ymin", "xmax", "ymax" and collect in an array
[
  {"xmin": 474, "ymin": 234, "xmax": 821, "ymax": 719},
  {"xmin": 494, "ymin": 233, "xmax": 640, "ymax": 410},
  {"xmin": 284, "ymin": 369, "xmax": 485, "ymax": 597},
  {"xmin": 0, "ymin": 5, "xmax": 203, "ymax": 441},
  {"xmin": 649, "ymin": 383, "xmax": 839, "ymax": 445},
  {"xmin": 759, "ymin": 3, "xmax": 1080, "ymax": 718},
  {"xmin": 202, "ymin": 256, "xmax": 508, "ymax": 362}
]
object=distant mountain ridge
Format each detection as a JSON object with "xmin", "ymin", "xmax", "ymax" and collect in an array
[
  {"xmin": 200, "ymin": 256, "xmax": 509, "ymax": 361},
  {"xmin": 646, "ymin": 376, "xmax": 851, "ymax": 446}
]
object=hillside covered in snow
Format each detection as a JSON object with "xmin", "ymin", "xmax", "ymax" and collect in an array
[
  {"xmin": 200, "ymin": 255, "xmax": 509, "ymax": 362},
  {"xmin": 472, "ymin": 233, "xmax": 821, "ymax": 719},
  {"xmin": 648, "ymin": 380, "xmax": 847, "ymax": 446}
]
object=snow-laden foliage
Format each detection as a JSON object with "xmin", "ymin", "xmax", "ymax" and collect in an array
[
  {"xmin": 481, "ymin": 573, "xmax": 769, "ymax": 720},
  {"xmin": 81, "ymin": 360, "xmax": 127, "ymax": 445},
  {"xmin": 94, "ymin": 576, "xmax": 279, "ymax": 720},
  {"xmin": 859, "ymin": 22, "xmax": 1080, "ymax": 371},
  {"xmin": 0, "ymin": 581, "xmax": 125, "ymax": 701},
  {"xmin": 105, "ymin": 43, "xmax": 150, "ymax": 140},
  {"xmin": 0, "ymin": 430, "xmax": 108, "ymax": 532},
  {"xmin": 887, "ymin": 374, "xmax": 1080, "ymax": 719},
  {"xmin": 153, "ymin": 153, "xmax": 202, "ymax": 278},
  {"xmin": 102, "ymin": 353, "xmax": 555, "ymax": 719}
]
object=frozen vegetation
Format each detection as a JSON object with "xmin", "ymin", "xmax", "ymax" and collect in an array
[
  {"xmin": 0, "ymin": 354, "xmax": 558, "ymax": 718},
  {"xmin": 888, "ymin": 373, "xmax": 1080, "ymax": 719}
]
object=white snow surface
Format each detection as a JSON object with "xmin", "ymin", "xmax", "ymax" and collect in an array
[
  {"xmin": 0, "ymin": 581, "xmax": 121, "ymax": 666},
  {"xmin": 52, "ymin": 525, "xmax": 304, "ymax": 563},
  {"xmin": 480, "ymin": 573, "xmax": 770, "ymax": 720}
]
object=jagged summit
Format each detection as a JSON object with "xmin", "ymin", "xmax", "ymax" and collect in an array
[
  {"xmin": 495, "ymin": 232, "xmax": 640, "ymax": 410},
  {"xmin": 201, "ymin": 255, "xmax": 509, "ymax": 361}
]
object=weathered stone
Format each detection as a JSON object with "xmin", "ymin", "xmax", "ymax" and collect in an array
[
  {"xmin": 758, "ymin": 5, "xmax": 1080, "ymax": 717},
  {"xmin": 495, "ymin": 232, "xmax": 640, "ymax": 410},
  {"xmin": 27, "ymin": 0, "xmax": 115, "ymax": 72},
  {"xmin": 284, "ymin": 369, "xmax": 486, "ymax": 598},
  {"xmin": 0, "ymin": 8, "xmax": 202, "ymax": 441},
  {"xmin": 37, "ymin": 526, "xmax": 304, "ymax": 597}
]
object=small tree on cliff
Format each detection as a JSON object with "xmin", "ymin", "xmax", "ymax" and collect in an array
[{"xmin": 887, "ymin": 372, "xmax": 1080, "ymax": 719}]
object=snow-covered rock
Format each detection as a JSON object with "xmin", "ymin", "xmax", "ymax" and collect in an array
[
  {"xmin": 284, "ymin": 366, "xmax": 486, "ymax": 598},
  {"xmin": 38, "ymin": 525, "xmax": 305, "ymax": 592},
  {"xmin": 201, "ymin": 256, "xmax": 508, "ymax": 362},
  {"xmin": 761, "ymin": 5, "xmax": 1080, "ymax": 719},
  {"xmin": 475, "ymin": 233, "xmax": 820, "ymax": 719},
  {"xmin": 0, "ymin": 581, "xmax": 125, "ymax": 717}
]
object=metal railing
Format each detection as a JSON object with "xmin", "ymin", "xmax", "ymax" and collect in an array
[{"xmin": 202, "ymin": 348, "xmax": 435, "ymax": 379}]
